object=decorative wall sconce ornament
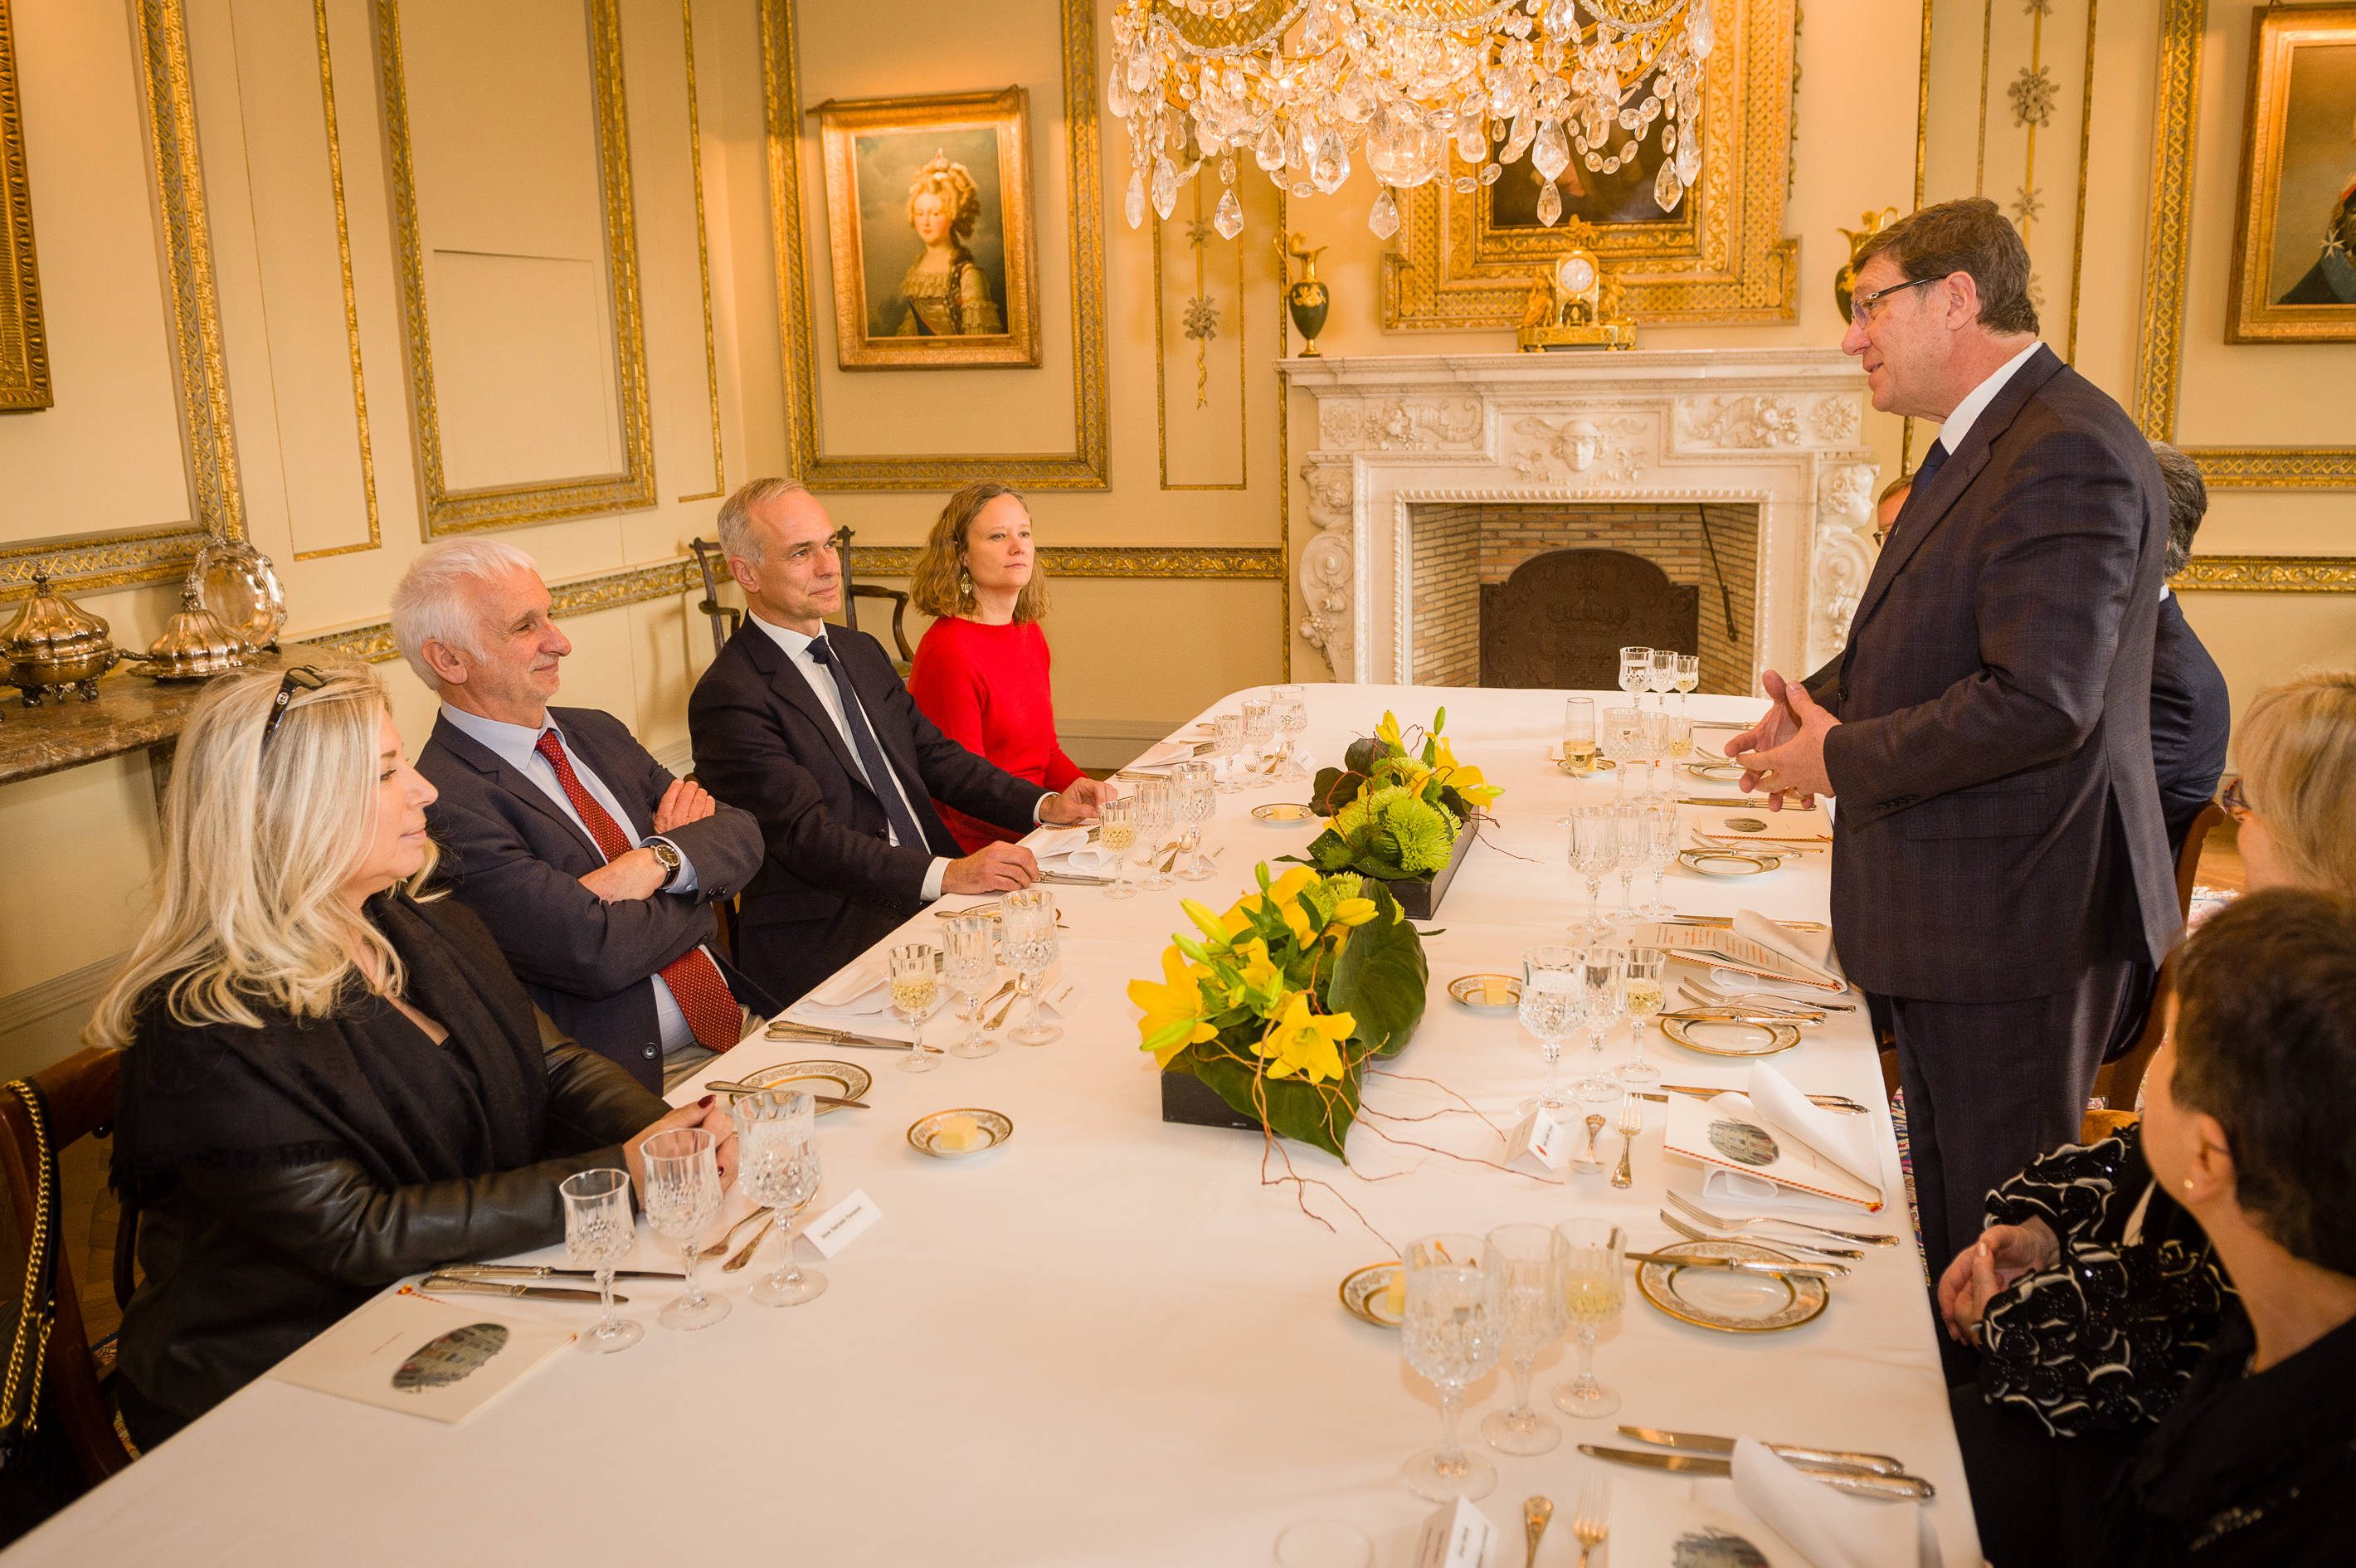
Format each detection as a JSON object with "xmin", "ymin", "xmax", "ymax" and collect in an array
[
  {"xmin": 2, "ymin": 574, "xmax": 122, "ymax": 704},
  {"xmin": 1834, "ymin": 207, "xmax": 1901, "ymax": 324},
  {"xmin": 1108, "ymin": 0, "xmax": 1716, "ymax": 242},
  {"xmin": 1284, "ymin": 232, "xmax": 1331, "ymax": 355},
  {"xmin": 1516, "ymin": 222, "xmax": 1637, "ymax": 349}
]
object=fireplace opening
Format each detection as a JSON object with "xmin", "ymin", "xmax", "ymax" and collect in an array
[
  {"xmin": 1480, "ymin": 550, "xmax": 1697, "ymax": 690},
  {"xmin": 1409, "ymin": 503, "xmax": 1759, "ymax": 693}
]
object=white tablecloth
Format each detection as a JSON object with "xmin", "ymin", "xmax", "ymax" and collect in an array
[{"xmin": 18, "ymin": 687, "xmax": 1982, "ymax": 1568}]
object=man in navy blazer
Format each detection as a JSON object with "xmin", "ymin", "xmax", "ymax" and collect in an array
[
  {"xmin": 1732, "ymin": 200, "xmax": 2180, "ymax": 1289},
  {"xmin": 396, "ymin": 539, "xmax": 775, "ymax": 1093},
  {"xmin": 689, "ymin": 479, "xmax": 1108, "ymax": 1007},
  {"xmin": 2146, "ymin": 442, "xmax": 2232, "ymax": 859}
]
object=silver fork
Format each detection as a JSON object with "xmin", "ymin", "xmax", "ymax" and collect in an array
[
  {"xmin": 1660, "ymin": 1209, "xmax": 1863, "ymax": 1260},
  {"xmin": 1667, "ymin": 1188, "xmax": 1896, "ymax": 1248},
  {"xmin": 1611, "ymin": 1098, "xmax": 1641, "ymax": 1189}
]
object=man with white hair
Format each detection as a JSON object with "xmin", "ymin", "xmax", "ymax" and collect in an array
[{"xmin": 395, "ymin": 538, "xmax": 773, "ymax": 1092}]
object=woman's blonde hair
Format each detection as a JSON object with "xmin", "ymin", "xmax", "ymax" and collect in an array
[
  {"xmin": 2236, "ymin": 667, "xmax": 2356, "ymax": 898},
  {"xmin": 907, "ymin": 153, "xmax": 981, "ymax": 246},
  {"xmin": 909, "ymin": 481, "xmax": 1049, "ymax": 623},
  {"xmin": 88, "ymin": 664, "xmax": 437, "ymax": 1049}
]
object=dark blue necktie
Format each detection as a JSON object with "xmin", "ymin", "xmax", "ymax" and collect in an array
[
  {"xmin": 806, "ymin": 636, "xmax": 927, "ymax": 853},
  {"xmin": 1900, "ymin": 441, "xmax": 1949, "ymax": 519}
]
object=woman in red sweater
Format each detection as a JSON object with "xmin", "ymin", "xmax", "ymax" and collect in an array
[{"xmin": 908, "ymin": 481, "xmax": 1087, "ymax": 851}]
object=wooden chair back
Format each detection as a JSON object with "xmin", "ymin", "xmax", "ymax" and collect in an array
[
  {"xmin": 0, "ymin": 1048, "xmax": 137, "ymax": 1481},
  {"xmin": 2090, "ymin": 798, "xmax": 2230, "ymax": 1119},
  {"xmin": 686, "ymin": 538, "xmax": 742, "ymax": 660},
  {"xmin": 829, "ymin": 527, "xmax": 916, "ymax": 670}
]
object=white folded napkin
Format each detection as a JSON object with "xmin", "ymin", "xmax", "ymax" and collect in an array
[
  {"xmin": 806, "ymin": 960, "xmax": 885, "ymax": 1009},
  {"xmin": 794, "ymin": 969, "xmax": 952, "ymax": 1024},
  {"xmin": 1045, "ymin": 846, "xmax": 1122, "ymax": 874},
  {"xmin": 1129, "ymin": 739, "xmax": 1195, "ymax": 768},
  {"xmin": 1747, "ymin": 1064, "xmax": 1879, "ymax": 1194},
  {"xmin": 1705, "ymin": 1166, "xmax": 1867, "ymax": 1214},
  {"xmin": 1709, "ymin": 967, "xmax": 1838, "ymax": 1002},
  {"xmin": 1732, "ymin": 908, "xmax": 1834, "ymax": 971},
  {"xmin": 1731, "ymin": 1437, "xmax": 1924, "ymax": 1568},
  {"xmin": 1027, "ymin": 826, "xmax": 1091, "ymax": 858}
]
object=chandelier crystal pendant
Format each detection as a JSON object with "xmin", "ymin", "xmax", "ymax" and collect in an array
[{"xmin": 1108, "ymin": 0, "xmax": 1713, "ymax": 240}]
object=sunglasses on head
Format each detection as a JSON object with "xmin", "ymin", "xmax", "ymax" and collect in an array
[{"xmin": 260, "ymin": 665, "xmax": 330, "ymax": 747}]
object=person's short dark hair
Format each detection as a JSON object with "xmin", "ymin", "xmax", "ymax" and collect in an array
[
  {"xmin": 2171, "ymin": 887, "xmax": 2356, "ymax": 1275},
  {"xmin": 1856, "ymin": 197, "xmax": 2039, "ymax": 338},
  {"xmin": 2149, "ymin": 441, "xmax": 2208, "ymax": 577}
]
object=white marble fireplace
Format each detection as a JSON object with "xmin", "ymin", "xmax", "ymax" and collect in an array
[{"xmin": 1279, "ymin": 350, "xmax": 1884, "ymax": 694}]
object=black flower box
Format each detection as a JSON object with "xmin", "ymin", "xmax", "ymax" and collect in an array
[
  {"xmin": 1159, "ymin": 1070, "xmax": 1263, "ymax": 1131},
  {"xmin": 1379, "ymin": 816, "xmax": 1477, "ymax": 921}
]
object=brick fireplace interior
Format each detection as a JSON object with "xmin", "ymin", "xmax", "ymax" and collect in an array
[{"xmin": 1409, "ymin": 503, "xmax": 1760, "ymax": 693}]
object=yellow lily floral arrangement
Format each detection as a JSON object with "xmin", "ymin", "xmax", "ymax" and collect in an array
[
  {"xmin": 1302, "ymin": 708, "xmax": 1503, "ymax": 884},
  {"xmin": 1128, "ymin": 863, "xmax": 1429, "ymax": 1161}
]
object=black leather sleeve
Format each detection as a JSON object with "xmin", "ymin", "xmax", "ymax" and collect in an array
[{"xmin": 541, "ymin": 1040, "xmax": 669, "ymax": 1157}]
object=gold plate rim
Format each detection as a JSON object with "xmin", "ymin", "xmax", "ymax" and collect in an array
[
  {"xmin": 1678, "ymin": 849, "xmax": 1781, "ymax": 878},
  {"xmin": 742, "ymin": 1059, "xmax": 874, "ymax": 1115},
  {"xmin": 1636, "ymin": 1239, "xmax": 1828, "ymax": 1334},
  {"xmin": 1339, "ymin": 1261, "xmax": 1404, "ymax": 1327},
  {"xmin": 1250, "ymin": 802, "xmax": 1320, "ymax": 822},
  {"xmin": 1447, "ymin": 973, "xmax": 1524, "ymax": 1013},
  {"xmin": 906, "ymin": 1106, "xmax": 1014, "ymax": 1159},
  {"xmin": 1658, "ymin": 1014, "xmax": 1802, "ymax": 1057},
  {"xmin": 1685, "ymin": 762, "xmax": 1745, "ymax": 782}
]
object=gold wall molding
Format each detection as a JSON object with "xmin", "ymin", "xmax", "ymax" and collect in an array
[
  {"xmin": 2173, "ymin": 555, "xmax": 2356, "ymax": 592},
  {"xmin": 757, "ymin": 0, "xmax": 1109, "ymax": 489},
  {"xmin": 377, "ymin": 0, "xmax": 658, "ymax": 535},
  {"xmin": 678, "ymin": 0, "xmax": 724, "ymax": 503},
  {"xmin": 296, "ymin": 558, "xmax": 703, "ymax": 664},
  {"xmin": 292, "ymin": 0, "xmax": 380, "ymax": 561},
  {"xmin": 0, "ymin": 526, "xmax": 210, "ymax": 603},
  {"xmin": 0, "ymin": 0, "xmax": 51, "ymax": 411},
  {"xmin": 840, "ymin": 544, "xmax": 1283, "ymax": 579}
]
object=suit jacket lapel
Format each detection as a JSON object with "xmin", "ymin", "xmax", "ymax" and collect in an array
[
  {"xmin": 428, "ymin": 713, "xmax": 605, "ymax": 867},
  {"xmin": 734, "ymin": 621, "xmax": 871, "ymax": 797}
]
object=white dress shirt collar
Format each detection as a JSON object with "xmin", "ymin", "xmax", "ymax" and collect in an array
[
  {"xmin": 1934, "ymin": 338, "xmax": 2044, "ymax": 459},
  {"xmin": 437, "ymin": 699, "xmax": 561, "ymax": 766}
]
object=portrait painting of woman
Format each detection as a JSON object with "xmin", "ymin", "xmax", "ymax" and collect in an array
[
  {"xmin": 2228, "ymin": 7, "xmax": 2356, "ymax": 341},
  {"xmin": 895, "ymin": 153, "xmax": 1004, "ymax": 338}
]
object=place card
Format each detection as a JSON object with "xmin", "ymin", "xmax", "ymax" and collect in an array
[
  {"xmin": 1501, "ymin": 1106, "xmax": 1572, "ymax": 1177},
  {"xmin": 1413, "ymin": 1496, "xmax": 1498, "ymax": 1568},
  {"xmin": 805, "ymin": 1188, "xmax": 883, "ymax": 1259}
]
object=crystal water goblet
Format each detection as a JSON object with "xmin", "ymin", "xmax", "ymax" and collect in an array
[
  {"xmin": 1098, "ymin": 794, "xmax": 1139, "ymax": 900},
  {"xmin": 1600, "ymin": 707, "xmax": 1642, "ymax": 800},
  {"xmin": 1657, "ymin": 712, "xmax": 1693, "ymax": 792},
  {"xmin": 1001, "ymin": 888, "xmax": 1063, "ymax": 1045},
  {"xmin": 1617, "ymin": 646, "xmax": 1651, "ymax": 709},
  {"xmin": 942, "ymin": 914, "xmax": 999, "ymax": 1059},
  {"xmin": 1638, "ymin": 802, "xmax": 1679, "ymax": 918},
  {"xmin": 1551, "ymin": 1220, "xmax": 1626, "ymax": 1419},
  {"xmin": 1133, "ymin": 777, "xmax": 1176, "ymax": 890},
  {"xmin": 1211, "ymin": 713, "xmax": 1247, "ymax": 792},
  {"xmin": 1481, "ymin": 1223, "xmax": 1569, "ymax": 1456},
  {"xmin": 1567, "ymin": 805, "xmax": 1618, "ymax": 938},
  {"xmin": 889, "ymin": 942, "xmax": 942, "ymax": 1074},
  {"xmin": 1608, "ymin": 801, "xmax": 1647, "ymax": 924},
  {"xmin": 1239, "ymin": 698, "xmax": 1276, "ymax": 790},
  {"xmin": 560, "ymin": 1167, "xmax": 642, "ymax": 1353},
  {"xmin": 1399, "ymin": 1234, "xmax": 1501, "ymax": 1502},
  {"xmin": 638, "ymin": 1127, "xmax": 728, "ymax": 1331},
  {"xmin": 733, "ymin": 1089, "xmax": 825, "ymax": 1306},
  {"xmin": 1272, "ymin": 697, "xmax": 1311, "ymax": 782},
  {"xmin": 1517, "ymin": 945, "xmax": 1583, "ymax": 1117},
  {"xmin": 1557, "ymin": 696, "xmax": 1598, "ymax": 825},
  {"xmin": 1573, "ymin": 947, "xmax": 1626, "ymax": 1104},
  {"xmin": 1172, "ymin": 762, "xmax": 1218, "ymax": 881},
  {"xmin": 1672, "ymin": 652, "xmax": 1700, "ymax": 709},
  {"xmin": 1648, "ymin": 647, "xmax": 1678, "ymax": 711},
  {"xmin": 1616, "ymin": 948, "xmax": 1665, "ymax": 1083}
]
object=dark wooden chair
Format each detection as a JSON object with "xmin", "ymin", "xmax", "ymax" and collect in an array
[
  {"xmin": 1479, "ymin": 548, "xmax": 1699, "ymax": 689},
  {"xmin": 0, "ymin": 1048, "xmax": 138, "ymax": 1480},
  {"xmin": 686, "ymin": 538, "xmax": 741, "ymax": 660},
  {"xmin": 829, "ymin": 527, "xmax": 916, "ymax": 671},
  {"xmin": 2086, "ymin": 798, "xmax": 2231, "ymax": 1127}
]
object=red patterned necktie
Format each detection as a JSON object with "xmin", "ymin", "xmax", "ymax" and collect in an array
[{"xmin": 533, "ymin": 729, "xmax": 740, "ymax": 1053}]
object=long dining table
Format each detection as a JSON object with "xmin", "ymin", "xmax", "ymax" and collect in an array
[{"xmin": 16, "ymin": 685, "xmax": 1982, "ymax": 1567}]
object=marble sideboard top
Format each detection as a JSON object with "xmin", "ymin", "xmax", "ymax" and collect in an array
[{"xmin": 0, "ymin": 649, "xmax": 286, "ymax": 788}]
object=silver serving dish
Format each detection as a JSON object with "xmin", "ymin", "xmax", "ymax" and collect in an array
[
  {"xmin": 189, "ymin": 536, "xmax": 286, "ymax": 651},
  {"xmin": 2, "ymin": 574, "xmax": 121, "ymax": 704},
  {"xmin": 124, "ymin": 588, "xmax": 249, "ymax": 681}
]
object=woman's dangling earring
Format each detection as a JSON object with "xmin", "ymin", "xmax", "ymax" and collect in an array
[{"xmin": 959, "ymin": 570, "xmax": 973, "ymax": 602}]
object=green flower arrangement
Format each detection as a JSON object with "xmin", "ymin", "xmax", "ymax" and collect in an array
[
  {"xmin": 1129, "ymin": 864, "xmax": 1429, "ymax": 1161},
  {"xmin": 1301, "ymin": 709, "xmax": 1504, "ymax": 883}
]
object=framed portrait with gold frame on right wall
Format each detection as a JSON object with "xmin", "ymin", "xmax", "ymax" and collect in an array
[{"xmin": 2227, "ymin": 2, "xmax": 2356, "ymax": 343}]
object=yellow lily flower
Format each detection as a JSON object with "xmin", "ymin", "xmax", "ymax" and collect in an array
[
  {"xmin": 1330, "ymin": 897, "xmax": 1379, "ymax": 927},
  {"xmin": 1375, "ymin": 710, "xmax": 1404, "ymax": 749},
  {"xmin": 1233, "ymin": 865, "xmax": 1321, "ymax": 945},
  {"xmin": 1256, "ymin": 991, "xmax": 1358, "ymax": 1084},
  {"xmin": 1129, "ymin": 945, "xmax": 1217, "ymax": 1067}
]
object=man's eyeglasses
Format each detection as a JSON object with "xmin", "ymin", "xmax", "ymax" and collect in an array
[
  {"xmin": 1850, "ymin": 274, "xmax": 1946, "ymax": 327},
  {"xmin": 2220, "ymin": 776, "xmax": 2250, "ymax": 821},
  {"xmin": 260, "ymin": 665, "xmax": 329, "ymax": 747}
]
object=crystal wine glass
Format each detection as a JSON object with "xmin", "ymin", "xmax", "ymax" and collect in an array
[
  {"xmin": 733, "ymin": 1089, "xmax": 825, "ymax": 1306},
  {"xmin": 1657, "ymin": 712, "xmax": 1693, "ymax": 791},
  {"xmin": 1551, "ymin": 1219, "xmax": 1626, "ymax": 1419},
  {"xmin": 1567, "ymin": 805, "xmax": 1618, "ymax": 939},
  {"xmin": 560, "ymin": 1167, "xmax": 642, "ymax": 1353},
  {"xmin": 1617, "ymin": 948, "xmax": 1666, "ymax": 1084},
  {"xmin": 1481, "ymin": 1223, "xmax": 1569, "ymax": 1456},
  {"xmin": 1572, "ymin": 946, "xmax": 1626, "ymax": 1104},
  {"xmin": 1133, "ymin": 777, "xmax": 1176, "ymax": 891},
  {"xmin": 1562, "ymin": 696, "xmax": 1597, "ymax": 780},
  {"xmin": 1098, "ymin": 794, "xmax": 1139, "ymax": 900},
  {"xmin": 1638, "ymin": 802, "xmax": 1680, "ymax": 918},
  {"xmin": 638, "ymin": 1126, "xmax": 728, "ymax": 1331},
  {"xmin": 1600, "ymin": 707, "xmax": 1642, "ymax": 800},
  {"xmin": 889, "ymin": 942, "xmax": 942, "ymax": 1074},
  {"xmin": 1211, "ymin": 713, "xmax": 1247, "ymax": 793},
  {"xmin": 1648, "ymin": 647, "xmax": 1678, "ymax": 712},
  {"xmin": 1399, "ymin": 1233, "xmax": 1501, "ymax": 1502},
  {"xmin": 1517, "ymin": 946, "xmax": 1583, "ymax": 1117},
  {"xmin": 942, "ymin": 913, "xmax": 999, "ymax": 1058},
  {"xmin": 1239, "ymin": 698, "xmax": 1276, "ymax": 790},
  {"xmin": 1617, "ymin": 646, "xmax": 1651, "ymax": 709},
  {"xmin": 1608, "ymin": 801, "xmax": 1647, "ymax": 924},
  {"xmin": 1672, "ymin": 652, "xmax": 1700, "ymax": 709},
  {"xmin": 1001, "ymin": 887, "xmax": 1062, "ymax": 1046},
  {"xmin": 1172, "ymin": 762, "xmax": 1218, "ymax": 881},
  {"xmin": 1272, "ymin": 696, "xmax": 1311, "ymax": 782}
]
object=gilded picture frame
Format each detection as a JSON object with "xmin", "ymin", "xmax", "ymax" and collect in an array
[
  {"xmin": 1380, "ymin": 0, "xmax": 1799, "ymax": 331},
  {"xmin": 810, "ymin": 86, "xmax": 1041, "ymax": 371},
  {"xmin": 2226, "ymin": 3, "xmax": 2356, "ymax": 343},
  {"xmin": 0, "ymin": 0, "xmax": 48, "ymax": 412}
]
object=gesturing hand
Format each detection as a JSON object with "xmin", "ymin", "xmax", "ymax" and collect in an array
[
  {"xmin": 942, "ymin": 840, "xmax": 1039, "ymax": 896},
  {"xmin": 1039, "ymin": 777, "xmax": 1110, "ymax": 825},
  {"xmin": 652, "ymin": 778, "xmax": 716, "ymax": 834},
  {"xmin": 1936, "ymin": 1220, "xmax": 2059, "ymax": 1343},
  {"xmin": 1732, "ymin": 671, "xmax": 1840, "ymax": 810}
]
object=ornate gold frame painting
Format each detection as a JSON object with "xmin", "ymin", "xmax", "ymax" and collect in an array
[
  {"xmin": 2226, "ymin": 3, "xmax": 2356, "ymax": 343},
  {"xmin": 1381, "ymin": 0, "xmax": 1799, "ymax": 330},
  {"xmin": 810, "ymin": 87, "xmax": 1040, "ymax": 371},
  {"xmin": 0, "ymin": 0, "xmax": 51, "ymax": 411}
]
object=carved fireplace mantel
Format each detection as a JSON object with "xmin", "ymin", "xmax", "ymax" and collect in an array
[{"xmin": 1280, "ymin": 349, "xmax": 1881, "ymax": 693}]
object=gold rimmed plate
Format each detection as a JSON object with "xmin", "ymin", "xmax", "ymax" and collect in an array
[
  {"xmin": 1251, "ymin": 802, "xmax": 1321, "ymax": 823},
  {"xmin": 1340, "ymin": 1262, "xmax": 1404, "ymax": 1327},
  {"xmin": 1448, "ymin": 973, "xmax": 1523, "ymax": 1015},
  {"xmin": 1678, "ymin": 849, "xmax": 1782, "ymax": 878},
  {"xmin": 738, "ymin": 1059, "xmax": 874, "ymax": 1115},
  {"xmin": 1659, "ymin": 1013, "xmax": 1802, "ymax": 1058},
  {"xmin": 1686, "ymin": 761, "xmax": 1745, "ymax": 783},
  {"xmin": 1556, "ymin": 757, "xmax": 1617, "ymax": 776},
  {"xmin": 907, "ymin": 1107, "xmax": 1013, "ymax": 1159},
  {"xmin": 1637, "ymin": 1239, "xmax": 1828, "ymax": 1333}
]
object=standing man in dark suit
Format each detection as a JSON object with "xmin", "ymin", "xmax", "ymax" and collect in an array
[
  {"xmin": 395, "ymin": 539, "xmax": 775, "ymax": 1093},
  {"xmin": 1730, "ymin": 199, "xmax": 2180, "ymax": 1285},
  {"xmin": 2146, "ymin": 441, "xmax": 2232, "ymax": 859},
  {"xmin": 689, "ymin": 479, "xmax": 1109, "ymax": 1006}
]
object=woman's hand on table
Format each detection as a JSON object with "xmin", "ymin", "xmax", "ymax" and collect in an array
[
  {"xmin": 1938, "ymin": 1219, "xmax": 2060, "ymax": 1343},
  {"xmin": 625, "ymin": 1095, "xmax": 742, "ymax": 1198}
]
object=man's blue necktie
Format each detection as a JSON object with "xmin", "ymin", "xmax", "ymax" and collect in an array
[
  {"xmin": 1896, "ymin": 440, "xmax": 1950, "ymax": 531},
  {"xmin": 806, "ymin": 636, "xmax": 927, "ymax": 853}
]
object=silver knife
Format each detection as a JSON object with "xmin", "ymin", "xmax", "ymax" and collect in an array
[
  {"xmin": 437, "ymin": 1264, "xmax": 682, "ymax": 1281},
  {"xmin": 767, "ymin": 1023, "xmax": 913, "ymax": 1050},
  {"xmin": 1624, "ymin": 1251, "xmax": 1847, "ymax": 1279},
  {"xmin": 1577, "ymin": 1447, "xmax": 1934, "ymax": 1501},
  {"xmin": 1617, "ymin": 1427, "xmax": 1908, "ymax": 1478},
  {"xmin": 421, "ymin": 1274, "xmax": 625, "ymax": 1303},
  {"xmin": 1039, "ymin": 871, "xmax": 1116, "ymax": 885}
]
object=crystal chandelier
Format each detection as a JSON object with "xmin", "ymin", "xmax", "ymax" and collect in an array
[{"xmin": 1107, "ymin": 0, "xmax": 1713, "ymax": 242}]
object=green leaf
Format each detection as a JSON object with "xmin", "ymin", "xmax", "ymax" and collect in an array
[
  {"xmin": 1343, "ymin": 737, "xmax": 1381, "ymax": 777},
  {"xmin": 1327, "ymin": 882, "xmax": 1429, "ymax": 1059},
  {"xmin": 1192, "ymin": 1049, "xmax": 1361, "ymax": 1162}
]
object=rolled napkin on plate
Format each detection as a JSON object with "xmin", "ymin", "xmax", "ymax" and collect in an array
[{"xmin": 1730, "ymin": 1437, "xmax": 1931, "ymax": 1568}]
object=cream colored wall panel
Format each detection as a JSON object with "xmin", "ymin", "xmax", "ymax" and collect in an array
[
  {"xmin": 2178, "ymin": 593, "xmax": 2356, "ymax": 753},
  {"xmin": 626, "ymin": 593, "xmax": 702, "ymax": 753},
  {"xmin": 543, "ymin": 602, "xmax": 644, "ymax": 733},
  {"xmin": 0, "ymin": 753, "xmax": 161, "ymax": 998},
  {"xmin": 0, "ymin": 0, "xmax": 195, "ymax": 542},
  {"xmin": 2071, "ymin": 1, "xmax": 2164, "ymax": 402},
  {"xmin": 429, "ymin": 251, "xmax": 626, "ymax": 487},
  {"xmin": 707, "ymin": 0, "xmax": 787, "ymax": 481}
]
